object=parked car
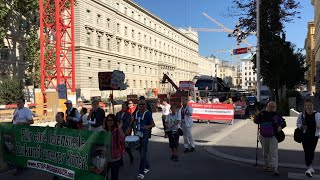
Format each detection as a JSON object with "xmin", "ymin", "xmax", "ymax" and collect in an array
[
  {"xmin": 246, "ymin": 96, "xmax": 257, "ymax": 109},
  {"xmin": 300, "ymin": 90, "xmax": 311, "ymax": 96}
]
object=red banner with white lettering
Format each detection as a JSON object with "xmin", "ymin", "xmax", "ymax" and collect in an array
[{"xmin": 189, "ymin": 103, "xmax": 234, "ymax": 121}]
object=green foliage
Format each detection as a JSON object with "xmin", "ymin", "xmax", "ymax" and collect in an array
[
  {"xmin": 0, "ymin": 77, "xmax": 24, "ymax": 104},
  {"xmin": 230, "ymin": 0, "xmax": 304, "ymax": 102},
  {"xmin": 25, "ymin": 28, "xmax": 40, "ymax": 87},
  {"xmin": 277, "ymin": 99, "xmax": 289, "ymax": 116},
  {"xmin": 0, "ymin": 1, "xmax": 10, "ymax": 47}
]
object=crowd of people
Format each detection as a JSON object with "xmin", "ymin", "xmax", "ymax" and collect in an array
[{"xmin": 11, "ymin": 95, "xmax": 320, "ymax": 179}]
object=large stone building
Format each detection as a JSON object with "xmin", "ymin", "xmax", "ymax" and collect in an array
[
  {"xmin": 217, "ymin": 60, "xmax": 235, "ymax": 87},
  {"xmin": 74, "ymin": 0, "xmax": 212, "ymax": 99},
  {"xmin": 241, "ymin": 54, "xmax": 257, "ymax": 90},
  {"xmin": 197, "ymin": 56, "xmax": 219, "ymax": 77},
  {"xmin": 312, "ymin": 0, "xmax": 320, "ymax": 93},
  {"xmin": 305, "ymin": 21, "xmax": 315, "ymax": 93}
]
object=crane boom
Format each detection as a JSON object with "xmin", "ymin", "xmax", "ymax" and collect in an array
[
  {"xmin": 202, "ymin": 13, "xmax": 233, "ymax": 33},
  {"xmin": 161, "ymin": 74, "xmax": 179, "ymax": 91}
]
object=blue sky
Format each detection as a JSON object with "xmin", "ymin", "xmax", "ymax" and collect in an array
[{"xmin": 134, "ymin": 0, "xmax": 314, "ymax": 62}]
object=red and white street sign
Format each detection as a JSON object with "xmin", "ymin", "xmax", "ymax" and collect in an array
[
  {"xmin": 233, "ymin": 47, "xmax": 248, "ymax": 55},
  {"xmin": 189, "ymin": 103, "xmax": 234, "ymax": 121}
]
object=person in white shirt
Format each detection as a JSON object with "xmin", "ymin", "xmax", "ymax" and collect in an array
[
  {"xmin": 187, "ymin": 96, "xmax": 194, "ymax": 103},
  {"xmin": 158, "ymin": 99, "xmax": 171, "ymax": 138},
  {"xmin": 12, "ymin": 98, "xmax": 34, "ymax": 176},
  {"xmin": 181, "ymin": 98, "xmax": 195, "ymax": 153},
  {"xmin": 12, "ymin": 98, "xmax": 34, "ymax": 125},
  {"xmin": 80, "ymin": 107, "xmax": 89, "ymax": 130},
  {"xmin": 165, "ymin": 105, "xmax": 181, "ymax": 161},
  {"xmin": 212, "ymin": 96, "xmax": 220, "ymax": 104}
]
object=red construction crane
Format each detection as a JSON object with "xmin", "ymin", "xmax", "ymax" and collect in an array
[{"xmin": 39, "ymin": 0, "xmax": 75, "ymax": 94}]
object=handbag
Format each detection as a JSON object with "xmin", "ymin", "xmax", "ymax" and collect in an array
[
  {"xmin": 178, "ymin": 128, "xmax": 183, "ymax": 136},
  {"xmin": 294, "ymin": 128, "xmax": 303, "ymax": 143},
  {"xmin": 275, "ymin": 130, "xmax": 285, "ymax": 143}
]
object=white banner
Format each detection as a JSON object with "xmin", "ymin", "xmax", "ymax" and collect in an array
[
  {"xmin": 192, "ymin": 108, "xmax": 234, "ymax": 115},
  {"xmin": 27, "ymin": 160, "xmax": 75, "ymax": 179}
]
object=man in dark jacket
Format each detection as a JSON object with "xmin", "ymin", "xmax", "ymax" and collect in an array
[
  {"xmin": 64, "ymin": 100, "xmax": 80, "ymax": 129},
  {"xmin": 88, "ymin": 99, "xmax": 105, "ymax": 131}
]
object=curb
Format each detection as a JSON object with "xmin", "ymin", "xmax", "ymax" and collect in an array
[{"xmin": 202, "ymin": 120, "xmax": 319, "ymax": 170}]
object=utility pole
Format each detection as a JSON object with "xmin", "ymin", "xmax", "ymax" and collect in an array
[{"xmin": 256, "ymin": 0, "xmax": 261, "ymax": 102}]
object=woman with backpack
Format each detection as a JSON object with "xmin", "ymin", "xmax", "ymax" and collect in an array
[
  {"xmin": 296, "ymin": 99, "xmax": 320, "ymax": 177},
  {"xmin": 253, "ymin": 101, "xmax": 286, "ymax": 176},
  {"xmin": 103, "ymin": 114, "xmax": 125, "ymax": 180}
]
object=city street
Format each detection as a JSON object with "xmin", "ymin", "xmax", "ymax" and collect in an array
[{"xmin": 0, "ymin": 114, "xmax": 310, "ymax": 180}]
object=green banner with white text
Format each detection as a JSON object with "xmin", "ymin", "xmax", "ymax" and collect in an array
[{"xmin": 0, "ymin": 124, "xmax": 111, "ymax": 180}]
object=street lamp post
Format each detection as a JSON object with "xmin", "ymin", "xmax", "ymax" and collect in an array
[{"xmin": 256, "ymin": 0, "xmax": 261, "ymax": 103}]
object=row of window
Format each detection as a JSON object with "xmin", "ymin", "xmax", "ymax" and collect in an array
[
  {"xmin": 126, "ymin": 79, "xmax": 158, "ymax": 89},
  {"xmin": 115, "ymin": 1, "xmax": 197, "ymax": 50},
  {"xmin": 85, "ymin": 29, "xmax": 194, "ymax": 70},
  {"xmin": 85, "ymin": 3, "xmax": 197, "ymax": 51},
  {"xmin": 115, "ymin": 23, "xmax": 196, "ymax": 59},
  {"xmin": 244, "ymin": 77, "xmax": 256, "ymax": 81},
  {"xmin": 86, "ymin": 57, "xmax": 159, "ymax": 75},
  {"xmin": 244, "ymin": 72, "xmax": 256, "ymax": 76}
]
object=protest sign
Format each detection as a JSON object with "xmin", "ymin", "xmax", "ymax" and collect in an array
[{"xmin": 0, "ymin": 124, "xmax": 110, "ymax": 180}]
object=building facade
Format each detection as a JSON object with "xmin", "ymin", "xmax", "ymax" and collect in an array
[
  {"xmin": 305, "ymin": 21, "xmax": 315, "ymax": 93},
  {"xmin": 312, "ymin": 0, "xmax": 320, "ymax": 93},
  {"xmin": 218, "ymin": 60, "xmax": 234, "ymax": 87},
  {"xmin": 197, "ymin": 56, "xmax": 219, "ymax": 77},
  {"xmin": 74, "ymin": 0, "xmax": 209, "ymax": 99},
  {"xmin": 241, "ymin": 54, "xmax": 257, "ymax": 90}
]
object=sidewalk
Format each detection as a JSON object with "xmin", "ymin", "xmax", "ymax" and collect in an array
[{"xmin": 204, "ymin": 116, "xmax": 320, "ymax": 170}]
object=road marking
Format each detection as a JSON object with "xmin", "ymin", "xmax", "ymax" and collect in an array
[{"xmin": 288, "ymin": 172, "xmax": 320, "ymax": 179}]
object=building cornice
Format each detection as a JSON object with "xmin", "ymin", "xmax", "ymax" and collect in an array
[{"xmin": 124, "ymin": 0, "xmax": 198, "ymax": 44}]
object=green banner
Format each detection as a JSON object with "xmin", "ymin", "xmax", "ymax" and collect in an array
[{"xmin": 0, "ymin": 124, "xmax": 111, "ymax": 180}]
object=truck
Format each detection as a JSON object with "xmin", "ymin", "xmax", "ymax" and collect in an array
[{"xmin": 193, "ymin": 75, "xmax": 231, "ymax": 100}]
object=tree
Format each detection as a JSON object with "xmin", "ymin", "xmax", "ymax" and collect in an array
[
  {"xmin": 0, "ymin": 77, "xmax": 24, "ymax": 104},
  {"xmin": 0, "ymin": 0, "xmax": 40, "ymax": 86},
  {"xmin": 229, "ymin": 0, "xmax": 302, "ymax": 102}
]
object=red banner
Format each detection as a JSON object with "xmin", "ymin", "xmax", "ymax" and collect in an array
[{"xmin": 189, "ymin": 103, "xmax": 234, "ymax": 121}]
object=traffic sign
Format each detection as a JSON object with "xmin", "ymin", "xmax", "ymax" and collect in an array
[{"xmin": 233, "ymin": 47, "xmax": 248, "ymax": 55}]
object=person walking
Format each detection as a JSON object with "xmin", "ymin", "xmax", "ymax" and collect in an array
[
  {"xmin": 12, "ymin": 97, "xmax": 34, "ymax": 176},
  {"xmin": 116, "ymin": 102, "xmax": 134, "ymax": 164},
  {"xmin": 157, "ymin": 99, "xmax": 170, "ymax": 138},
  {"xmin": 88, "ymin": 99, "xmax": 105, "ymax": 132},
  {"xmin": 64, "ymin": 100, "xmax": 80, "ymax": 129},
  {"xmin": 296, "ymin": 99, "xmax": 320, "ymax": 177},
  {"xmin": 254, "ymin": 101, "xmax": 286, "ymax": 176},
  {"xmin": 134, "ymin": 100, "xmax": 155, "ymax": 180},
  {"xmin": 180, "ymin": 99, "xmax": 195, "ymax": 153},
  {"xmin": 165, "ymin": 105, "xmax": 181, "ymax": 161},
  {"xmin": 103, "ymin": 114, "xmax": 125, "ymax": 180}
]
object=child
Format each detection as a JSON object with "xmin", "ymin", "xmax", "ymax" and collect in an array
[{"xmin": 55, "ymin": 112, "xmax": 67, "ymax": 128}]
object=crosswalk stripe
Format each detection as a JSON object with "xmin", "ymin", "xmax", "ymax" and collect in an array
[{"xmin": 288, "ymin": 172, "xmax": 320, "ymax": 179}]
